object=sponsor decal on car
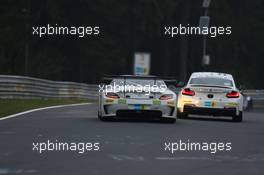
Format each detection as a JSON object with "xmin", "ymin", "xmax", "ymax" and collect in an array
[
  {"xmin": 227, "ymin": 102, "xmax": 238, "ymax": 107},
  {"xmin": 118, "ymin": 99, "xmax": 126, "ymax": 104},
  {"xmin": 152, "ymin": 99, "xmax": 161, "ymax": 105},
  {"xmin": 204, "ymin": 101, "xmax": 217, "ymax": 107},
  {"xmin": 128, "ymin": 104, "xmax": 149, "ymax": 110}
]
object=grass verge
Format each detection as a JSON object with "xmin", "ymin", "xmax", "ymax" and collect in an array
[{"xmin": 0, "ymin": 99, "xmax": 95, "ymax": 118}]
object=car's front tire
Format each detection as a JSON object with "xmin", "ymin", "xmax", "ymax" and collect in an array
[{"xmin": 232, "ymin": 111, "xmax": 243, "ymax": 122}]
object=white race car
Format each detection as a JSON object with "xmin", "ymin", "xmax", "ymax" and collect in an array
[
  {"xmin": 98, "ymin": 75, "xmax": 177, "ymax": 123},
  {"xmin": 177, "ymin": 72, "xmax": 243, "ymax": 122}
]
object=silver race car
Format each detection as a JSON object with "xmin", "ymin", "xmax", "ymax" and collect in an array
[
  {"xmin": 98, "ymin": 75, "xmax": 177, "ymax": 123},
  {"xmin": 177, "ymin": 72, "xmax": 243, "ymax": 122}
]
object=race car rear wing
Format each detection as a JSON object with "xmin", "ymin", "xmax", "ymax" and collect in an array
[
  {"xmin": 101, "ymin": 75, "xmax": 178, "ymax": 84},
  {"xmin": 100, "ymin": 75, "xmax": 183, "ymax": 97}
]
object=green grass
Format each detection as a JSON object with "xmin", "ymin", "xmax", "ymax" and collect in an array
[{"xmin": 0, "ymin": 99, "xmax": 95, "ymax": 118}]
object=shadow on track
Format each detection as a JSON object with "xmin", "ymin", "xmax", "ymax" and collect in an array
[
  {"xmin": 180, "ymin": 115, "xmax": 234, "ymax": 123},
  {"xmin": 87, "ymin": 115, "xmax": 176, "ymax": 124}
]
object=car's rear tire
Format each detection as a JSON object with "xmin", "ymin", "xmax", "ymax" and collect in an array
[
  {"xmin": 161, "ymin": 118, "xmax": 176, "ymax": 123},
  {"xmin": 98, "ymin": 112, "xmax": 113, "ymax": 121},
  {"xmin": 177, "ymin": 111, "xmax": 188, "ymax": 119},
  {"xmin": 98, "ymin": 112, "xmax": 104, "ymax": 121},
  {"xmin": 232, "ymin": 111, "xmax": 243, "ymax": 122}
]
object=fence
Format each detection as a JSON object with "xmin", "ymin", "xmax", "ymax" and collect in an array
[
  {"xmin": 0, "ymin": 75, "xmax": 98, "ymax": 99},
  {"xmin": 243, "ymin": 90, "xmax": 264, "ymax": 109},
  {"xmin": 0, "ymin": 75, "xmax": 263, "ymax": 108}
]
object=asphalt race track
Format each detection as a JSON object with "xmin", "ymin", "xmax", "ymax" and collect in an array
[{"xmin": 0, "ymin": 104, "xmax": 263, "ymax": 175}]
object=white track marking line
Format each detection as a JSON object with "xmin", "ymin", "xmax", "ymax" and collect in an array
[
  {"xmin": 155, "ymin": 155, "xmax": 264, "ymax": 162},
  {"xmin": 0, "ymin": 103, "xmax": 92, "ymax": 121},
  {"xmin": 109, "ymin": 154, "xmax": 145, "ymax": 161},
  {"xmin": 0, "ymin": 168, "xmax": 37, "ymax": 174},
  {"xmin": 155, "ymin": 156, "xmax": 211, "ymax": 161}
]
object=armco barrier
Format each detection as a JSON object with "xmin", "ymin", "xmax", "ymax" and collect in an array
[
  {"xmin": 243, "ymin": 90, "xmax": 264, "ymax": 109},
  {"xmin": 0, "ymin": 75, "xmax": 263, "ymax": 108},
  {"xmin": 0, "ymin": 75, "xmax": 98, "ymax": 99}
]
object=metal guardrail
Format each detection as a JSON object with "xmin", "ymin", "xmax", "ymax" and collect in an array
[
  {"xmin": 0, "ymin": 75, "xmax": 98, "ymax": 99},
  {"xmin": 0, "ymin": 75, "xmax": 263, "ymax": 108},
  {"xmin": 243, "ymin": 90, "xmax": 264, "ymax": 100},
  {"xmin": 243, "ymin": 90, "xmax": 264, "ymax": 109}
]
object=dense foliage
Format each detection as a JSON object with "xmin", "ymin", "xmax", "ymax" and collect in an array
[{"xmin": 0, "ymin": 0, "xmax": 263, "ymax": 88}]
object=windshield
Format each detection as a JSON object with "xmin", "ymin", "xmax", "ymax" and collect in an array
[{"xmin": 190, "ymin": 77, "xmax": 233, "ymax": 87}]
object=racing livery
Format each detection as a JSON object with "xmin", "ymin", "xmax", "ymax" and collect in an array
[
  {"xmin": 98, "ymin": 75, "xmax": 177, "ymax": 123},
  {"xmin": 177, "ymin": 72, "xmax": 243, "ymax": 122}
]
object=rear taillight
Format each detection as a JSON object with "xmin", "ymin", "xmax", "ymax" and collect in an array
[
  {"xmin": 105, "ymin": 92, "xmax": 120, "ymax": 99},
  {"xmin": 182, "ymin": 88, "xmax": 195, "ymax": 96},
  {"xmin": 226, "ymin": 91, "xmax": 240, "ymax": 98},
  {"xmin": 159, "ymin": 94, "xmax": 173, "ymax": 100}
]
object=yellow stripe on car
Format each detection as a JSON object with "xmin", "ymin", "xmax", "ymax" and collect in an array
[
  {"xmin": 167, "ymin": 100, "xmax": 175, "ymax": 106},
  {"xmin": 105, "ymin": 99, "xmax": 114, "ymax": 103}
]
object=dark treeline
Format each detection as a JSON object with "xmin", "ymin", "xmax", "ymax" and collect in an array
[{"xmin": 0, "ymin": 0, "xmax": 263, "ymax": 88}]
